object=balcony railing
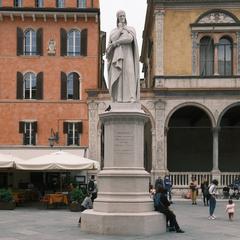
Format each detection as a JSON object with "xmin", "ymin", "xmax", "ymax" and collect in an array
[{"xmin": 169, "ymin": 172, "xmax": 240, "ymax": 188}]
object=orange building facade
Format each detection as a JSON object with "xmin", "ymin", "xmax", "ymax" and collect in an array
[{"xmin": 0, "ymin": 0, "xmax": 100, "ymax": 189}]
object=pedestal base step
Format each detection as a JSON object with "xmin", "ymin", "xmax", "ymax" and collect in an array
[{"xmin": 81, "ymin": 209, "xmax": 166, "ymax": 236}]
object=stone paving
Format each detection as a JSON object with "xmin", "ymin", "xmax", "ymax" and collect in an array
[{"xmin": 0, "ymin": 199, "xmax": 239, "ymax": 240}]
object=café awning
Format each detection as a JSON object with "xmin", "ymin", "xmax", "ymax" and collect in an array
[
  {"xmin": 15, "ymin": 151, "xmax": 99, "ymax": 171},
  {"xmin": 0, "ymin": 153, "xmax": 22, "ymax": 168}
]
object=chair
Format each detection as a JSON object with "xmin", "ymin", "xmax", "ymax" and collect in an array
[{"xmin": 40, "ymin": 195, "xmax": 50, "ymax": 208}]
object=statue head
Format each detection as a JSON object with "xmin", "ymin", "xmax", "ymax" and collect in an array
[{"xmin": 116, "ymin": 10, "xmax": 127, "ymax": 26}]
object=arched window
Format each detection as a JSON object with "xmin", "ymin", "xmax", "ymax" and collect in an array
[
  {"xmin": 24, "ymin": 72, "xmax": 37, "ymax": 99},
  {"xmin": 24, "ymin": 29, "xmax": 37, "ymax": 55},
  {"xmin": 218, "ymin": 37, "xmax": 233, "ymax": 76},
  {"xmin": 67, "ymin": 72, "xmax": 79, "ymax": 99},
  {"xmin": 200, "ymin": 36, "xmax": 214, "ymax": 76},
  {"xmin": 67, "ymin": 29, "xmax": 81, "ymax": 56}
]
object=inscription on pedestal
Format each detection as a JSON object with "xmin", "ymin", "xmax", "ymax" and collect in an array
[{"xmin": 113, "ymin": 127, "xmax": 134, "ymax": 161}]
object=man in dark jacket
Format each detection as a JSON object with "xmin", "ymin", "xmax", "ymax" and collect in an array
[{"xmin": 154, "ymin": 187, "xmax": 184, "ymax": 233}]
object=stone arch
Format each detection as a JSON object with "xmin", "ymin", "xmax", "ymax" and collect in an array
[
  {"xmin": 165, "ymin": 102, "xmax": 216, "ymax": 129},
  {"xmin": 141, "ymin": 104, "xmax": 155, "ymax": 130},
  {"xmin": 217, "ymin": 102, "xmax": 240, "ymax": 171},
  {"xmin": 166, "ymin": 102, "xmax": 214, "ymax": 172},
  {"xmin": 217, "ymin": 102, "xmax": 240, "ymax": 127},
  {"xmin": 141, "ymin": 104, "xmax": 155, "ymax": 173}
]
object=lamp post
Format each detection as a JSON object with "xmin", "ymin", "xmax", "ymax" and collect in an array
[{"xmin": 48, "ymin": 128, "xmax": 59, "ymax": 147}]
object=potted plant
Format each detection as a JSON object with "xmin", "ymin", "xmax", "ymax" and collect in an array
[
  {"xmin": 0, "ymin": 189, "xmax": 16, "ymax": 210},
  {"xmin": 69, "ymin": 187, "xmax": 85, "ymax": 212}
]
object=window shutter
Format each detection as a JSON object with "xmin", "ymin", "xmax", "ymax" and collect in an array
[
  {"xmin": 76, "ymin": 122, "xmax": 83, "ymax": 133},
  {"xmin": 36, "ymin": 72, "xmax": 43, "ymax": 99},
  {"xmin": 63, "ymin": 122, "xmax": 68, "ymax": 134},
  {"xmin": 32, "ymin": 122, "xmax": 38, "ymax": 133},
  {"xmin": 16, "ymin": 72, "xmax": 23, "ymax": 99},
  {"xmin": 19, "ymin": 121, "xmax": 24, "ymax": 133},
  {"xmin": 81, "ymin": 29, "xmax": 88, "ymax": 56},
  {"xmin": 61, "ymin": 72, "xmax": 67, "ymax": 100},
  {"xmin": 60, "ymin": 28, "xmax": 67, "ymax": 56},
  {"xmin": 73, "ymin": 72, "xmax": 79, "ymax": 100},
  {"xmin": 35, "ymin": 0, "xmax": 38, "ymax": 7},
  {"xmin": 17, "ymin": 27, "xmax": 23, "ymax": 56},
  {"xmin": 37, "ymin": 28, "xmax": 43, "ymax": 56}
]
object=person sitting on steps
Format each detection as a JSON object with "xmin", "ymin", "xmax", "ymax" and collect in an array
[{"xmin": 154, "ymin": 186, "xmax": 184, "ymax": 233}]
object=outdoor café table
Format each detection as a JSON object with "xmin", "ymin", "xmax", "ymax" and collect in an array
[{"xmin": 48, "ymin": 193, "xmax": 68, "ymax": 205}]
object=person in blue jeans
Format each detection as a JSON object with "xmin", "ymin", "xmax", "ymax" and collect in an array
[{"xmin": 208, "ymin": 179, "xmax": 218, "ymax": 220}]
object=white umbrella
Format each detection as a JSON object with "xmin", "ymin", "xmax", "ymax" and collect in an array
[
  {"xmin": 0, "ymin": 153, "xmax": 22, "ymax": 168},
  {"xmin": 15, "ymin": 151, "xmax": 99, "ymax": 171}
]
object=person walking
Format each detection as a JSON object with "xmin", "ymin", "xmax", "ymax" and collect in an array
[
  {"xmin": 200, "ymin": 177, "xmax": 209, "ymax": 206},
  {"xmin": 225, "ymin": 199, "xmax": 235, "ymax": 221},
  {"xmin": 154, "ymin": 187, "xmax": 184, "ymax": 233},
  {"xmin": 208, "ymin": 179, "xmax": 218, "ymax": 220},
  {"xmin": 189, "ymin": 177, "xmax": 198, "ymax": 205}
]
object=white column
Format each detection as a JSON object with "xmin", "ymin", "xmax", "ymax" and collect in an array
[{"xmin": 212, "ymin": 127, "xmax": 220, "ymax": 171}]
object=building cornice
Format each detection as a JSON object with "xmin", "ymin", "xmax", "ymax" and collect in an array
[
  {"xmin": 153, "ymin": 0, "xmax": 240, "ymax": 5},
  {"xmin": 0, "ymin": 7, "xmax": 100, "ymax": 22}
]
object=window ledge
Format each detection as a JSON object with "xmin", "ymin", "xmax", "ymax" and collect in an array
[
  {"xmin": 19, "ymin": 55, "xmax": 41, "ymax": 58},
  {"xmin": 63, "ymin": 55, "xmax": 85, "ymax": 58}
]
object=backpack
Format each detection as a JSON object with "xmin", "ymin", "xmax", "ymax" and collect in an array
[
  {"xmin": 155, "ymin": 178, "xmax": 164, "ymax": 191},
  {"xmin": 88, "ymin": 180, "xmax": 95, "ymax": 192}
]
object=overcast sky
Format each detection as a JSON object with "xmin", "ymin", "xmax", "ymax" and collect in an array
[{"xmin": 99, "ymin": 0, "xmax": 147, "ymax": 82}]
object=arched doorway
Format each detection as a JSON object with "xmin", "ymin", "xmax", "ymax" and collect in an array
[
  {"xmin": 167, "ymin": 106, "xmax": 213, "ymax": 171},
  {"xmin": 219, "ymin": 105, "xmax": 240, "ymax": 171}
]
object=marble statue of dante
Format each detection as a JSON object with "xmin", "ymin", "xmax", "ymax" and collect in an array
[{"xmin": 106, "ymin": 10, "xmax": 140, "ymax": 103}]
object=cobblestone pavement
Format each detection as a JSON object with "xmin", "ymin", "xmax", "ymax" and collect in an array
[{"xmin": 0, "ymin": 199, "xmax": 239, "ymax": 240}]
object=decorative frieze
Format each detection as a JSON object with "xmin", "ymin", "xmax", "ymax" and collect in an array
[
  {"xmin": 88, "ymin": 102, "xmax": 99, "ymax": 160},
  {"xmin": 154, "ymin": 8, "xmax": 165, "ymax": 76},
  {"xmin": 198, "ymin": 12, "xmax": 236, "ymax": 24},
  {"xmin": 191, "ymin": 32, "xmax": 198, "ymax": 75},
  {"xmin": 237, "ymin": 32, "xmax": 240, "ymax": 75},
  {"xmin": 154, "ymin": 100, "xmax": 166, "ymax": 170}
]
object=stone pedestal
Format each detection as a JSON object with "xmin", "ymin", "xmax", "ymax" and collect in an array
[{"xmin": 81, "ymin": 103, "xmax": 165, "ymax": 235}]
